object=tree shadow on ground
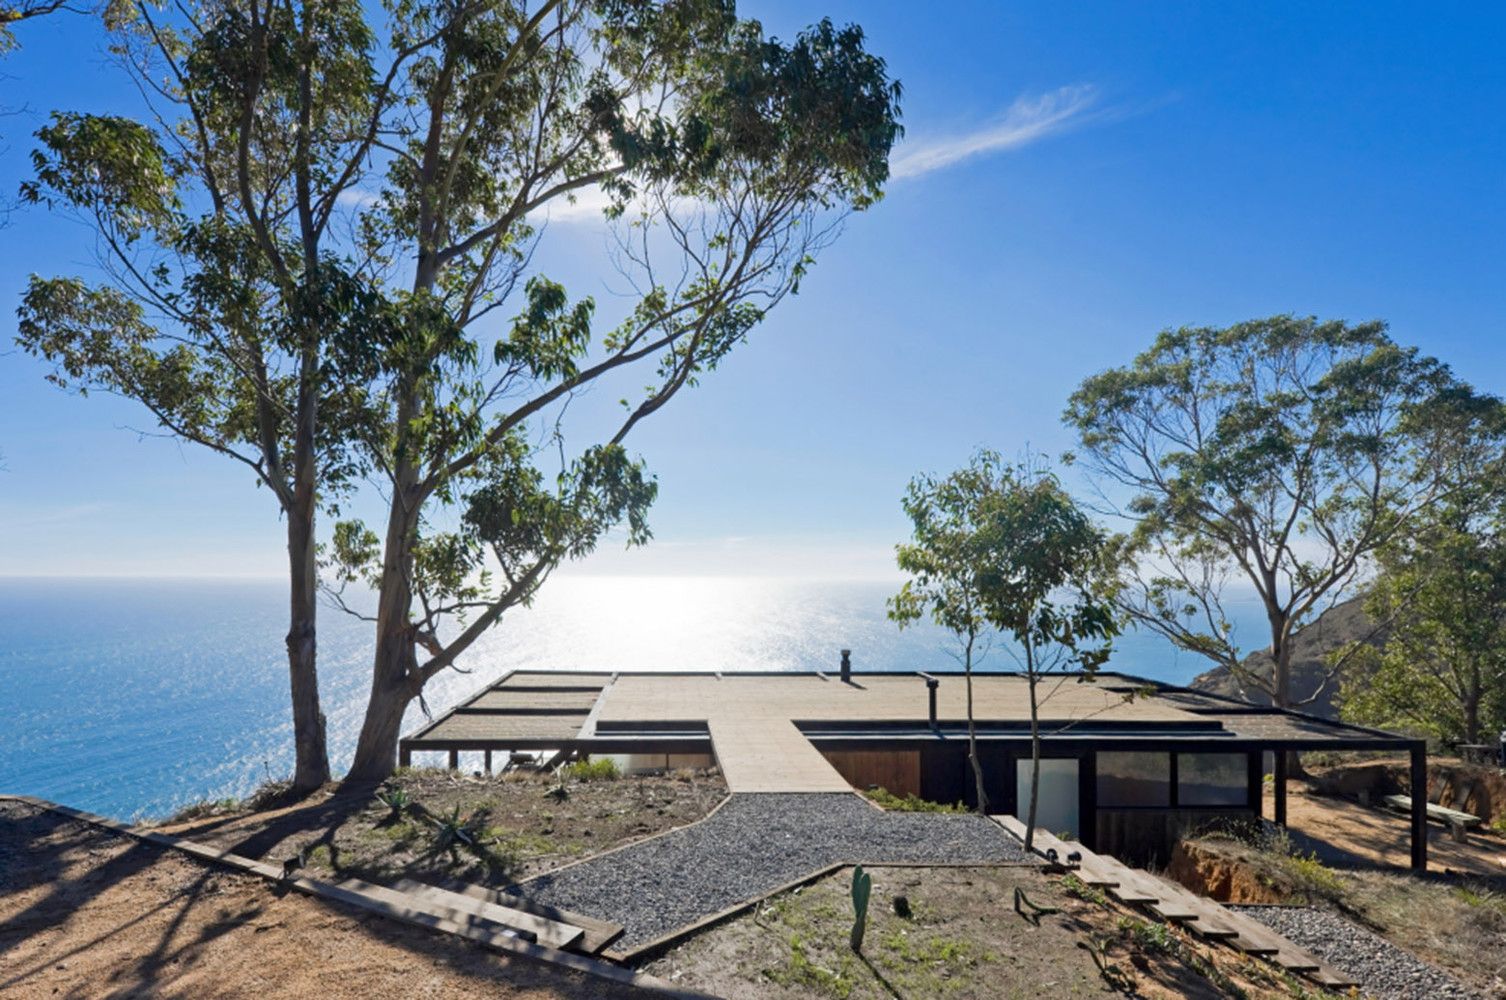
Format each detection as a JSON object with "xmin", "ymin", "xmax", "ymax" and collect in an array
[
  {"xmin": 0, "ymin": 804, "xmax": 162, "ymax": 965},
  {"xmin": 1, "ymin": 800, "xmax": 644, "ymax": 999}
]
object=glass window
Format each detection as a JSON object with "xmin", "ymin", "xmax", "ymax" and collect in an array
[
  {"xmin": 1096, "ymin": 752, "xmax": 1170, "ymax": 807},
  {"xmin": 1177, "ymin": 753, "xmax": 1249, "ymax": 807},
  {"xmin": 1016, "ymin": 758, "xmax": 1080, "ymax": 838}
]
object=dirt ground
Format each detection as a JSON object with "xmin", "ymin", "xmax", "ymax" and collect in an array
[
  {"xmin": 152, "ymin": 766, "xmax": 727, "ymax": 888},
  {"xmin": 0, "ymin": 800, "xmax": 651, "ymax": 999},
  {"xmin": 643, "ymin": 865, "xmax": 1333, "ymax": 1000},
  {"xmin": 1171, "ymin": 789, "xmax": 1506, "ymax": 998},
  {"xmin": 1269, "ymin": 782, "xmax": 1506, "ymax": 876}
]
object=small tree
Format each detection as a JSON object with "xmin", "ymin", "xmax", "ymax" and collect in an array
[
  {"xmin": 890, "ymin": 451, "xmax": 1119, "ymax": 845},
  {"xmin": 1340, "ymin": 480, "xmax": 1506, "ymax": 745},
  {"xmin": 1065, "ymin": 316, "xmax": 1500, "ymax": 717}
]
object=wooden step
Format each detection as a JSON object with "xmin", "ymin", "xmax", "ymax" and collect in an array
[
  {"xmin": 386, "ymin": 878, "xmax": 583, "ymax": 951},
  {"xmin": 421, "ymin": 879, "xmax": 625, "ymax": 955}
]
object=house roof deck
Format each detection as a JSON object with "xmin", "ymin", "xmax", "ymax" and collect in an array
[{"xmin": 402, "ymin": 667, "xmax": 1417, "ymax": 792}]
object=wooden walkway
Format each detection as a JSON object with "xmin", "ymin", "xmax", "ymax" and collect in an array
[
  {"xmin": 991, "ymin": 816, "xmax": 1356, "ymax": 991},
  {"xmin": 706, "ymin": 718, "xmax": 853, "ymax": 793}
]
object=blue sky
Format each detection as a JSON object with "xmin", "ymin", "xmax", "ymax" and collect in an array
[{"xmin": 1, "ymin": 1, "xmax": 1502, "ymax": 578}]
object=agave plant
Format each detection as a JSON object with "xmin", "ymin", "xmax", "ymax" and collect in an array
[
  {"xmin": 375, "ymin": 784, "xmax": 412, "ymax": 823},
  {"xmin": 424, "ymin": 805, "xmax": 500, "ymax": 867}
]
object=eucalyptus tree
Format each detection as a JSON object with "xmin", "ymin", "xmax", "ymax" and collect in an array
[
  {"xmin": 890, "ymin": 450, "xmax": 1119, "ymax": 839},
  {"xmin": 1340, "ymin": 477, "xmax": 1506, "ymax": 745},
  {"xmin": 1, "ymin": 0, "xmax": 68, "ymax": 51},
  {"xmin": 17, "ymin": 0, "xmax": 902, "ymax": 786},
  {"xmin": 1065, "ymin": 316, "xmax": 1501, "ymax": 715},
  {"xmin": 18, "ymin": 0, "xmax": 392, "ymax": 790}
]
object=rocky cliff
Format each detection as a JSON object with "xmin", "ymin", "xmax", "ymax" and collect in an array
[{"xmin": 1188, "ymin": 597, "xmax": 1382, "ymax": 718}]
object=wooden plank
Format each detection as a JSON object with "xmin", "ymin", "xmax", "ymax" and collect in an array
[
  {"xmin": 389, "ymin": 878, "xmax": 583, "ymax": 951},
  {"xmin": 1383, "ymin": 794, "xmax": 1480, "ymax": 827},
  {"xmin": 990, "ymin": 808, "xmax": 1352, "ymax": 990},
  {"xmin": 0, "ymin": 795, "xmax": 705, "ymax": 999},
  {"xmin": 991, "ymin": 815, "xmax": 1123, "ymax": 886},
  {"xmin": 412, "ymin": 879, "xmax": 624, "ymax": 955}
]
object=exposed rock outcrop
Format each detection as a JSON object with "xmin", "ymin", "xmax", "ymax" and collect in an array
[{"xmin": 1189, "ymin": 597, "xmax": 1383, "ymax": 719}]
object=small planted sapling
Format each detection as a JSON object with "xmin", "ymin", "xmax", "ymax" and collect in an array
[{"xmin": 850, "ymin": 864, "xmax": 873, "ymax": 953}]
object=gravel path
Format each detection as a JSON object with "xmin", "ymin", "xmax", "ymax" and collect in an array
[
  {"xmin": 1228, "ymin": 905, "xmax": 1485, "ymax": 1000},
  {"xmin": 510, "ymin": 792, "xmax": 1028, "ymax": 950}
]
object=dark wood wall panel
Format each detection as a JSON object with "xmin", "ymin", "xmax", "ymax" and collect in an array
[{"xmin": 821, "ymin": 750, "xmax": 922, "ymax": 797}]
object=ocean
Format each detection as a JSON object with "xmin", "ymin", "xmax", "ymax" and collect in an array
[{"xmin": 0, "ymin": 576, "xmax": 1267, "ymax": 821}]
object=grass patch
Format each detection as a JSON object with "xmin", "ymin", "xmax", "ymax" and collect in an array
[
  {"xmin": 166, "ymin": 797, "xmax": 241, "ymax": 823},
  {"xmin": 1061, "ymin": 873, "xmax": 1108, "ymax": 907},
  {"xmin": 562, "ymin": 757, "xmax": 620, "ymax": 782},
  {"xmin": 864, "ymin": 787, "xmax": 966, "ymax": 813}
]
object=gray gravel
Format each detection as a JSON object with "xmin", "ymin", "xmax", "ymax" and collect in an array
[
  {"xmin": 1228, "ymin": 905, "xmax": 1486, "ymax": 1000},
  {"xmin": 509, "ymin": 792, "xmax": 1027, "ymax": 949}
]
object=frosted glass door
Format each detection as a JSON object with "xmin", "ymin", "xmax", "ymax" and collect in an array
[{"xmin": 1015, "ymin": 758, "xmax": 1080, "ymax": 839}]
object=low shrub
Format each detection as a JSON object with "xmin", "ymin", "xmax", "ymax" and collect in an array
[
  {"xmin": 563, "ymin": 757, "xmax": 620, "ymax": 782},
  {"xmin": 865, "ymin": 787, "xmax": 966, "ymax": 813}
]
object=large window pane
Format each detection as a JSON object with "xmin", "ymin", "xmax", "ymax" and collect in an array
[
  {"xmin": 1096, "ymin": 752, "xmax": 1170, "ymax": 807},
  {"xmin": 1016, "ymin": 758, "xmax": 1081, "ymax": 838},
  {"xmin": 1177, "ymin": 753, "xmax": 1248, "ymax": 807}
]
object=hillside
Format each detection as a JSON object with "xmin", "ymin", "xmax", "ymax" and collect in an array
[{"xmin": 1189, "ymin": 597, "xmax": 1382, "ymax": 718}]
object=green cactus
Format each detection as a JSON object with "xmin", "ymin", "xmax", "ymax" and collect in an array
[{"xmin": 849, "ymin": 864, "xmax": 873, "ymax": 953}]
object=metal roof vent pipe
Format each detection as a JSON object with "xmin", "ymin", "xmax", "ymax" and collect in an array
[
  {"xmin": 840, "ymin": 649, "xmax": 852, "ymax": 683},
  {"xmin": 919, "ymin": 672, "xmax": 939, "ymax": 729}
]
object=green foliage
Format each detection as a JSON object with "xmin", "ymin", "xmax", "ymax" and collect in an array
[
  {"xmin": 864, "ymin": 787, "xmax": 965, "ymax": 813},
  {"xmin": 16, "ymin": 0, "xmax": 903, "ymax": 783},
  {"xmin": 849, "ymin": 864, "xmax": 872, "ymax": 953},
  {"xmin": 890, "ymin": 448, "xmax": 1120, "ymax": 825},
  {"xmin": 889, "ymin": 450, "xmax": 1120, "ymax": 672},
  {"xmin": 770, "ymin": 932, "xmax": 855, "ymax": 998},
  {"xmin": 562, "ymin": 757, "xmax": 620, "ymax": 782},
  {"xmin": 425, "ymin": 804, "xmax": 487, "ymax": 864},
  {"xmin": 167, "ymin": 796, "xmax": 240, "ymax": 823},
  {"xmin": 1061, "ymin": 873, "xmax": 1108, "ymax": 907},
  {"xmin": 1338, "ymin": 475, "xmax": 1506, "ymax": 743},
  {"xmin": 1065, "ymin": 315, "xmax": 1503, "ymax": 707},
  {"xmin": 1116, "ymin": 916, "xmax": 1173, "ymax": 954},
  {"xmin": 1078, "ymin": 935, "xmax": 1134, "ymax": 993},
  {"xmin": 375, "ymin": 783, "xmax": 412, "ymax": 821}
]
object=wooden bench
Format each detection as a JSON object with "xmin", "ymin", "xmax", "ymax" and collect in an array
[{"xmin": 1382, "ymin": 794, "xmax": 1481, "ymax": 842}]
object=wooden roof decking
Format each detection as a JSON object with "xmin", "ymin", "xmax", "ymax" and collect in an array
[
  {"xmin": 596, "ymin": 673, "xmax": 1210, "ymax": 728},
  {"xmin": 406, "ymin": 671, "xmax": 613, "ymax": 749},
  {"xmin": 401, "ymin": 668, "xmax": 1417, "ymax": 789}
]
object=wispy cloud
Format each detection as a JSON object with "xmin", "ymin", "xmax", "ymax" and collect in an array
[
  {"xmin": 0, "ymin": 501, "xmax": 115, "ymax": 531},
  {"xmin": 890, "ymin": 83, "xmax": 1102, "ymax": 180},
  {"xmin": 335, "ymin": 188, "xmax": 382, "ymax": 208}
]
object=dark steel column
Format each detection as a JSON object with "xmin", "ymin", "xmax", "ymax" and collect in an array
[
  {"xmin": 1273, "ymin": 750, "xmax": 1288, "ymax": 827},
  {"xmin": 1248, "ymin": 751, "xmax": 1264, "ymax": 819},
  {"xmin": 1411, "ymin": 742, "xmax": 1428, "ymax": 871}
]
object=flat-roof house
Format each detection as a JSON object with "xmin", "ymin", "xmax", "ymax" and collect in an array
[{"xmin": 400, "ymin": 664, "xmax": 1429, "ymax": 868}]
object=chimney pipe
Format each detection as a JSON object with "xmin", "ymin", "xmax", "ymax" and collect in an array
[
  {"xmin": 840, "ymin": 649, "xmax": 852, "ymax": 683},
  {"xmin": 919, "ymin": 672, "xmax": 939, "ymax": 728}
]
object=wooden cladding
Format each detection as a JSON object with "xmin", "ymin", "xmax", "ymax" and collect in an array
[{"xmin": 821, "ymin": 749, "xmax": 922, "ymax": 797}]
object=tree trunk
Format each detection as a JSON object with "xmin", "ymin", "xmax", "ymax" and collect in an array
[
  {"xmin": 964, "ymin": 641, "xmax": 987, "ymax": 814},
  {"xmin": 346, "ymin": 643, "xmax": 416, "ymax": 784},
  {"xmin": 285, "ymin": 492, "xmax": 330, "ymax": 792},
  {"xmin": 1464, "ymin": 678, "xmax": 1481, "ymax": 746},
  {"xmin": 1024, "ymin": 671, "xmax": 1041, "ymax": 853},
  {"xmin": 345, "ymin": 466, "xmax": 423, "ymax": 784},
  {"xmin": 1271, "ymin": 627, "xmax": 1305, "ymax": 778}
]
